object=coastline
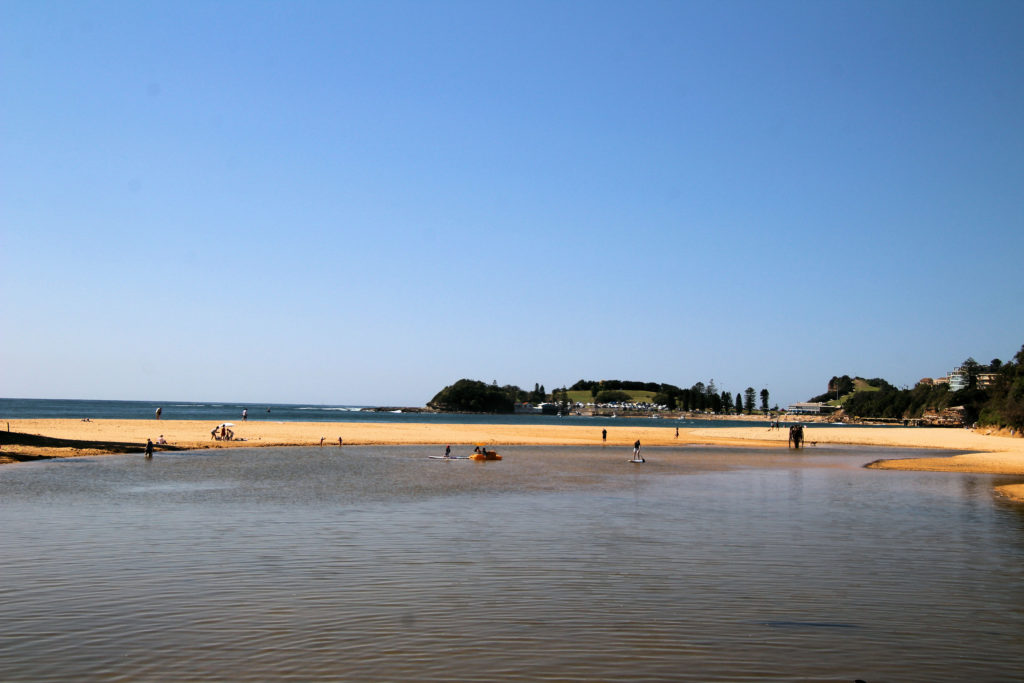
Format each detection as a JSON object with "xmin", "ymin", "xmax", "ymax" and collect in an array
[{"xmin": 3, "ymin": 419, "xmax": 1023, "ymax": 502}]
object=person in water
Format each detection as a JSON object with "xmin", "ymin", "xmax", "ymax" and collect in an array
[{"xmin": 144, "ymin": 439, "xmax": 154, "ymax": 458}]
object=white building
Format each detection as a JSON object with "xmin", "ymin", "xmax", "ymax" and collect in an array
[{"xmin": 786, "ymin": 402, "xmax": 836, "ymax": 415}]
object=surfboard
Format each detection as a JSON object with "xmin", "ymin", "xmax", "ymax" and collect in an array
[
  {"xmin": 629, "ymin": 459, "xmax": 645, "ymax": 463},
  {"xmin": 428, "ymin": 455, "xmax": 468, "ymax": 460}
]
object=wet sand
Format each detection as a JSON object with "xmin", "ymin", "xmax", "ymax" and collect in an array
[
  {"xmin": 3, "ymin": 419, "xmax": 1023, "ymax": 501},
  {"xmin": 689, "ymin": 425, "xmax": 1024, "ymax": 502}
]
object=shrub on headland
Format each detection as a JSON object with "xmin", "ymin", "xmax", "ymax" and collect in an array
[{"xmin": 594, "ymin": 389, "xmax": 633, "ymax": 404}]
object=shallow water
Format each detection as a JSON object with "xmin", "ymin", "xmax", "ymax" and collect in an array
[{"xmin": 2, "ymin": 445, "xmax": 1023, "ymax": 681}]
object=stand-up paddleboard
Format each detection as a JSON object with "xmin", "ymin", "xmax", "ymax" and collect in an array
[
  {"xmin": 629, "ymin": 458, "xmax": 645, "ymax": 463},
  {"xmin": 428, "ymin": 455, "xmax": 469, "ymax": 460}
]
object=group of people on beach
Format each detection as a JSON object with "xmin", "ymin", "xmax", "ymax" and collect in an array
[{"xmin": 212, "ymin": 425, "xmax": 234, "ymax": 441}]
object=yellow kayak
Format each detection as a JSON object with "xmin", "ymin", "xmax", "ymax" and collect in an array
[{"xmin": 470, "ymin": 450, "xmax": 502, "ymax": 461}]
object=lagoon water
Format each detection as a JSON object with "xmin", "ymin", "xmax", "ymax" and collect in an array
[{"xmin": 2, "ymin": 445, "xmax": 1023, "ymax": 681}]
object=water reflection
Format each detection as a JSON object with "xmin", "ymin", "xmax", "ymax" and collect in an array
[{"xmin": 1, "ymin": 445, "xmax": 1022, "ymax": 682}]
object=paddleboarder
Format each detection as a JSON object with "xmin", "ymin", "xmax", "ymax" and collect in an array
[{"xmin": 632, "ymin": 439, "xmax": 644, "ymax": 462}]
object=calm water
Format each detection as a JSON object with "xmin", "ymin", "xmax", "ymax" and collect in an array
[{"xmin": 2, "ymin": 445, "xmax": 1023, "ymax": 682}]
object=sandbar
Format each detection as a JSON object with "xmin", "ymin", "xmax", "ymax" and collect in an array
[{"xmin": 3, "ymin": 419, "xmax": 1023, "ymax": 502}]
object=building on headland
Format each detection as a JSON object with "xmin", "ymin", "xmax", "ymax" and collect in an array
[
  {"xmin": 948, "ymin": 367, "xmax": 969, "ymax": 392},
  {"xmin": 977, "ymin": 373, "xmax": 998, "ymax": 389},
  {"xmin": 785, "ymin": 402, "xmax": 837, "ymax": 415},
  {"xmin": 929, "ymin": 366, "xmax": 1000, "ymax": 391}
]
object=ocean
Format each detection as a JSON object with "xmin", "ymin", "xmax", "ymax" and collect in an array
[{"xmin": 0, "ymin": 397, "xmax": 772, "ymax": 429}]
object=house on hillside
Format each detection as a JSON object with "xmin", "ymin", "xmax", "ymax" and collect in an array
[{"xmin": 935, "ymin": 366, "xmax": 999, "ymax": 391}]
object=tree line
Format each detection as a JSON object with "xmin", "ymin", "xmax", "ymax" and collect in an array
[{"xmin": 429, "ymin": 378, "xmax": 773, "ymax": 415}]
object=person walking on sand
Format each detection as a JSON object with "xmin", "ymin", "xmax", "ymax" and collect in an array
[
  {"xmin": 338, "ymin": 437, "xmax": 343, "ymax": 446},
  {"xmin": 675, "ymin": 427, "xmax": 679, "ymax": 438},
  {"xmin": 155, "ymin": 407, "xmax": 162, "ymax": 420},
  {"xmin": 145, "ymin": 439, "xmax": 154, "ymax": 458},
  {"xmin": 242, "ymin": 408, "xmax": 248, "ymax": 422}
]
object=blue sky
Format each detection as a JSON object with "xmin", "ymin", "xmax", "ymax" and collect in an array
[{"xmin": 2, "ymin": 0, "xmax": 1022, "ymax": 408}]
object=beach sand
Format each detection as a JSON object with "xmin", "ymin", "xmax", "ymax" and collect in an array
[{"xmin": 3, "ymin": 419, "xmax": 1023, "ymax": 502}]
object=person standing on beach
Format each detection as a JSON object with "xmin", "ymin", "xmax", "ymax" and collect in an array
[
  {"xmin": 155, "ymin": 407, "xmax": 162, "ymax": 420},
  {"xmin": 602, "ymin": 428, "xmax": 607, "ymax": 443},
  {"xmin": 242, "ymin": 408, "xmax": 248, "ymax": 422},
  {"xmin": 145, "ymin": 439, "xmax": 154, "ymax": 458}
]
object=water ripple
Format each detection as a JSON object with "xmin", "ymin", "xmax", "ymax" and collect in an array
[{"xmin": 1, "ymin": 446, "xmax": 1023, "ymax": 681}]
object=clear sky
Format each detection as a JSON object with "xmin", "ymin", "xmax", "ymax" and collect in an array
[{"xmin": 2, "ymin": 0, "xmax": 1022, "ymax": 408}]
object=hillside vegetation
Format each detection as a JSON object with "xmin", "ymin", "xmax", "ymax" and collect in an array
[
  {"xmin": 429, "ymin": 378, "xmax": 772, "ymax": 414},
  {"xmin": 813, "ymin": 343, "xmax": 1024, "ymax": 429}
]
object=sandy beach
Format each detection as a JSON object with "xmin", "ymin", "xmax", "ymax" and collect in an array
[{"xmin": 3, "ymin": 419, "xmax": 1023, "ymax": 502}]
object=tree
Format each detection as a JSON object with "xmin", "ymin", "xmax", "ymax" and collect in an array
[
  {"xmin": 721, "ymin": 390, "xmax": 732, "ymax": 414},
  {"xmin": 653, "ymin": 391, "xmax": 677, "ymax": 409},
  {"xmin": 596, "ymin": 389, "xmax": 632, "ymax": 403},
  {"xmin": 962, "ymin": 357, "xmax": 980, "ymax": 390},
  {"xmin": 744, "ymin": 387, "xmax": 756, "ymax": 414},
  {"xmin": 736, "ymin": 393, "xmax": 743, "ymax": 414},
  {"xmin": 812, "ymin": 375, "xmax": 854, "ymax": 403},
  {"xmin": 760, "ymin": 388, "xmax": 770, "ymax": 413}
]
